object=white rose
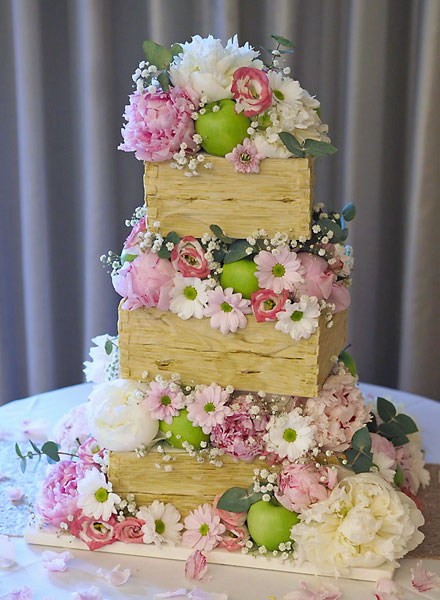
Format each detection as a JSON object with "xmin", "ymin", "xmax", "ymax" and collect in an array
[{"xmin": 87, "ymin": 379, "xmax": 158, "ymax": 452}]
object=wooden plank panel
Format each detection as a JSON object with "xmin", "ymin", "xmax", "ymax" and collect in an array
[{"xmin": 144, "ymin": 156, "xmax": 314, "ymax": 240}]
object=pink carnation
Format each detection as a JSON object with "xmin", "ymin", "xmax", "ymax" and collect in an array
[
  {"xmin": 114, "ymin": 517, "xmax": 145, "ymax": 544},
  {"xmin": 36, "ymin": 460, "xmax": 85, "ymax": 527},
  {"xmin": 251, "ymin": 288, "xmax": 288, "ymax": 322},
  {"xmin": 275, "ymin": 463, "xmax": 337, "ymax": 512},
  {"xmin": 296, "ymin": 253, "xmax": 350, "ymax": 313},
  {"xmin": 52, "ymin": 403, "xmax": 90, "ymax": 453},
  {"xmin": 182, "ymin": 504, "xmax": 226, "ymax": 552},
  {"xmin": 371, "ymin": 433, "xmax": 397, "ymax": 466},
  {"xmin": 231, "ymin": 67, "xmax": 272, "ymax": 117},
  {"xmin": 119, "ymin": 88, "xmax": 197, "ymax": 162},
  {"xmin": 298, "ymin": 372, "xmax": 370, "ymax": 452},
  {"xmin": 70, "ymin": 512, "xmax": 116, "ymax": 550},
  {"xmin": 112, "ymin": 251, "xmax": 175, "ymax": 311},
  {"xmin": 225, "ymin": 138, "xmax": 264, "ymax": 173},
  {"xmin": 77, "ymin": 437, "xmax": 105, "ymax": 469},
  {"xmin": 124, "ymin": 217, "xmax": 146, "ymax": 249},
  {"xmin": 144, "ymin": 381, "xmax": 185, "ymax": 424},
  {"xmin": 171, "ymin": 236, "xmax": 210, "ymax": 279}
]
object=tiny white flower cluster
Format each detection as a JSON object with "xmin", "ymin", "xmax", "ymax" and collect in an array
[
  {"xmin": 124, "ymin": 205, "xmax": 147, "ymax": 229},
  {"xmin": 170, "ymin": 142, "xmax": 212, "ymax": 177},
  {"xmin": 115, "ymin": 493, "xmax": 138, "ymax": 522},
  {"xmin": 132, "ymin": 60, "xmax": 159, "ymax": 93},
  {"xmin": 252, "ymin": 468, "xmax": 279, "ymax": 500}
]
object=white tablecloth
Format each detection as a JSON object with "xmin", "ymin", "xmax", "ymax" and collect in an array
[{"xmin": 0, "ymin": 382, "xmax": 439, "ymax": 599}]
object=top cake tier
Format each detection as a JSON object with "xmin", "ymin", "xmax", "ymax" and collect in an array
[{"xmin": 144, "ymin": 156, "xmax": 315, "ymax": 241}]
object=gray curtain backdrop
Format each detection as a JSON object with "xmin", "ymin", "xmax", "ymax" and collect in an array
[{"xmin": 1, "ymin": 0, "xmax": 439, "ymax": 405}]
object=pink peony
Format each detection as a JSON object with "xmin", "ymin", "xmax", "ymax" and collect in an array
[
  {"xmin": 112, "ymin": 251, "xmax": 175, "ymax": 311},
  {"xmin": 204, "ymin": 286, "xmax": 251, "ymax": 335},
  {"xmin": 70, "ymin": 512, "xmax": 116, "ymax": 550},
  {"xmin": 36, "ymin": 460, "xmax": 85, "ymax": 527},
  {"xmin": 187, "ymin": 383, "xmax": 232, "ymax": 434},
  {"xmin": 231, "ymin": 67, "xmax": 272, "ymax": 116},
  {"xmin": 254, "ymin": 247, "xmax": 304, "ymax": 293},
  {"xmin": 119, "ymin": 88, "xmax": 197, "ymax": 162},
  {"xmin": 182, "ymin": 504, "xmax": 226, "ymax": 552},
  {"xmin": 298, "ymin": 372, "xmax": 370, "ymax": 452},
  {"xmin": 296, "ymin": 253, "xmax": 350, "ymax": 313},
  {"xmin": 123, "ymin": 217, "xmax": 146, "ymax": 249},
  {"xmin": 114, "ymin": 517, "xmax": 145, "ymax": 544},
  {"xmin": 52, "ymin": 403, "xmax": 90, "ymax": 453},
  {"xmin": 225, "ymin": 138, "xmax": 264, "ymax": 173},
  {"xmin": 275, "ymin": 463, "xmax": 337, "ymax": 512},
  {"xmin": 212, "ymin": 494, "xmax": 247, "ymax": 529},
  {"xmin": 251, "ymin": 288, "xmax": 288, "ymax": 322},
  {"xmin": 144, "ymin": 381, "xmax": 185, "ymax": 425},
  {"xmin": 184, "ymin": 550, "xmax": 207, "ymax": 581},
  {"xmin": 171, "ymin": 236, "xmax": 210, "ymax": 279},
  {"xmin": 210, "ymin": 394, "xmax": 269, "ymax": 462}
]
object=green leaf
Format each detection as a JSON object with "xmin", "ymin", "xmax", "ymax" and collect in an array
[
  {"xmin": 395, "ymin": 413, "xmax": 418, "ymax": 434},
  {"xmin": 217, "ymin": 486, "xmax": 262, "ymax": 512},
  {"xmin": 170, "ymin": 43, "xmax": 183, "ymax": 59},
  {"xmin": 377, "ymin": 397, "xmax": 397, "ymax": 422},
  {"xmin": 20, "ymin": 458, "xmax": 27, "ymax": 473},
  {"xmin": 303, "ymin": 139, "xmax": 338, "ymax": 157},
  {"xmin": 270, "ymin": 34, "xmax": 295, "ymax": 49},
  {"xmin": 394, "ymin": 463, "xmax": 404, "ymax": 487},
  {"xmin": 41, "ymin": 441, "xmax": 61, "ymax": 463},
  {"xmin": 350, "ymin": 427, "xmax": 372, "ymax": 453},
  {"xmin": 278, "ymin": 132, "xmax": 305, "ymax": 157},
  {"xmin": 342, "ymin": 202, "xmax": 356, "ymax": 222},
  {"xmin": 104, "ymin": 339, "xmax": 113, "ymax": 355},
  {"xmin": 157, "ymin": 70, "xmax": 170, "ymax": 93},
  {"xmin": 209, "ymin": 224, "xmax": 234, "ymax": 244},
  {"xmin": 29, "ymin": 440, "xmax": 41, "ymax": 455},
  {"xmin": 223, "ymin": 240, "xmax": 251, "ymax": 264},
  {"xmin": 167, "ymin": 231, "xmax": 180, "ymax": 245},
  {"xmin": 212, "ymin": 248, "xmax": 225, "ymax": 263},
  {"xmin": 317, "ymin": 218, "xmax": 343, "ymax": 243},
  {"xmin": 345, "ymin": 448, "xmax": 372, "ymax": 473},
  {"xmin": 157, "ymin": 246, "xmax": 171, "ymax": 259},
  {"xmin": 366, "ymin": 413, "xmax": 378, "ymax": 433},
  {"xmin": 340, "ymin": 228, "xmax": 349, "ymax": 242},
  {"xmin": 142, "ymin": 40, "xmax": 173, "ymax": 70},
  {"xmin": 15, "ymin": 443, "xmax": 23, "ymax": 459},
  {"xmin": 377, "ymin": 422, "xmax": 409, "ymax": 446}
]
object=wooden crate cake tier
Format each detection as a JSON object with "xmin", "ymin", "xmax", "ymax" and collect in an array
[
  {"xmin": 144, "ymin": 156, "xmax": 315, "ymax": 240},
  {"xmin": 118, "ymin": 304, "xmax": 347, "ymax": 398}
]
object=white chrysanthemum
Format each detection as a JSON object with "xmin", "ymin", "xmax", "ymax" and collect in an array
[
  {"xmin": 87, "ymin": 379, "xmax": 158, "ymax": 452},
  {"xmin": 83, "ymin": 335, "xmax": 119, "ymax": 384},
  {"xmin": 77, "ymin": 467, "xmax": 121, "ymax": 522},
  {"xmin": 137, "ymin": 500, "xmax": 183, "ymax": 546},
  {"xmin": 371, "ymin": 451, "xmax": 396, "ymax": 484},
  {"xmin": 169, "ymin": 274, "xmax": 208, "ymax": 320},
  {"xmin": 291, "ymin": 472, "xmax": 425, "ymax": 571},
  {"xmin": 263, "ymin": 409, "xmax": 316, "ymax": 461},
  {"xmin": 169, "ymin": 34, "xmax": 263, "ymax": 102},
  {"xmin": 275, "ymin": 296, "xmax": 321, "ymax": 341},
  {"xmin": 267, "ymin": 71, "xmax": 303, "ymax": 108}
]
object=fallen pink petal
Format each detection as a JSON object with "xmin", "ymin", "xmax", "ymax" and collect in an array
[
  {"xmin": 97, "ymin": 563, "xmax": 131, "ymax": 586},
  {"xmin": 41, "ymin": 550, "xmax": 73, "ymax": 572},
  {"xmin": 373, "ymin": 578, "xmax": 401, "ymax": 600},
  {"xmin": 185, "ymin": 550, "xmax": 208, "ymax": 581},
  {"xmin": 0, "ymin": 535, "xmax": 16, "ymax": 568},
  {"xmin": 1, "ymin": 587, "xmax": 33, "ymax": 600},
  {"xmin": 155, "ymin": 588, "xmax": 228, "ymax": 600},
  {"xmin": 70, "ymin": 587, "xmax": 104, "ymax": 600},
  {"xmin": 411, "ymin": 560, "xmax": 440, "ymax": 593},
  {"xmin": 283, "ymin": 581, "xmax": 341, "ymax": 600},
  {"xmin": 6, "ymin": 487, "xmax": 23, "ymax": 502}
]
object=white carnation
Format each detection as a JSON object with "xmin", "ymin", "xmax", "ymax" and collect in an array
[
  {"xmin": 170, "ymin": 34, "xmax": 263, "ymax": 102},
  {"xmin": 83, "ymin": 335, "xmax": 119, "ymax": 384},
  {"xmin": 87, "ymin": 379, "xmax": 158, "ymax": 452},
  {"xmin": 291, "ymin": 472, "xmax": 424, "ymax": 571}
]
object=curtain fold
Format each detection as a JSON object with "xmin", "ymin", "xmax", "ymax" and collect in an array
[{"xmin": 1, "ymin": 0, "xmax": 439, "ymax": 404}]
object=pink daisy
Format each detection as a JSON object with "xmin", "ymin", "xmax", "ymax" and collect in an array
[
  {"xmin": 204, "ymin": 286, "xmax": 251, "ymax": 335},
  {"xmin": 187, "ymin": 383, "xmax": 232, "ymax": 434},
  {"xmin": 254, "ymin": 247, "xmax": 304, "ymax": 293},
  {"xmin": 144, "ymin": 381, "xmax": 185, "ymax": 424},
  {"xmin": 182, "ymin": 503, "xmax": 226, "ymax": 551},
  {"xmin": 225, "ymin": 138, "xmax": 264, "ymax": 173}
]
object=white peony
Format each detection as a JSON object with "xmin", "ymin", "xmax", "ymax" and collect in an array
[
  {"xmin": 87, "ymin": 379, "xmax": 158, "ymax": 452},
  {"xmin": 83, "ymin": 335, "xmax": 119, "ymax": 384},
  {"xmin": 170, "ymin": 34, "xmax": 263, "ymax": 102},
  {"xmin": 291, "ymin": 472, "xmax": 425, "ymax": 571}
]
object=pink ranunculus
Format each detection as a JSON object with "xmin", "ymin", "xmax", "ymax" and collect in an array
[
  {"xmin": 124, "ymin": 217, "xmax": 146, "ymax": 249},
  {"xmin": 112, "ymin": 251, "xmax": 175, "ymax": 311},
  {"xmin": 370, "ymin": 433, "xmax": 397, "ymax": 466},
  {"xmin": 275, "ymin": 463, "xmax": 336, "ymax": 512},
  {"xmin": 327, "ymin": 282, "xmax": 350, "ymax": 313},
  {"xmin": 251, "ymin": 288, "xmax": 288, "ymax": 322},
  {"xmin": 118, "ymin": 88, "xmax": 197, "ymax": 162},
  {"xmin": 231, "ymin": 67, "xmax": 272, "ymax": 117},
  {"xmin": 218, "ymin": 526, "xmax": 248, "ymax": 552},
  {"xmin": 212, "ymin": 494, "xmax": 247, "ymax": 529},
  {"xmin": 171, "ymin": 236, "xmax": 210, "ymax": 279},
  {"xmin": 36, "ymin": 460, "xmax": 85, "ymax": 527},
  {"xmin": 70, "ymin": 512, "xmax": 116, "ymax": 550},
  {"xmin": 77, "ymin": 437, "xmax": 105, "ymax": 469},
  {"xmin": 114, "ymin": 517, "xmax": 145, "ymax": 544}
]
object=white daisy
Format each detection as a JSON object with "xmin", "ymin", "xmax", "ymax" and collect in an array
[
  {"xmin": 264, "ymin": 409, "xmax": 316, "ymax": 461},
  {"xmin": 76, "ymin": 467, "xmax": 121, "ymax": 522},
  {"xmin": 169, "ymin": 274, "xmax": 208, "ymax": 320},
  {"xmin": 266, "ymin": 71, "xmax": 303, "ymax": 108},
  {"xmin": 136, "ymin": 500, "xmax": 183, "ymax": 546},
  {"xmin": 275, "ymin": 295, "xmax": 321, "ymax": 341}
]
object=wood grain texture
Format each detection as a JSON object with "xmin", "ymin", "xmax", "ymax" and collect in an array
[
  {"xmin": 144, "ymin": 156, "xmax": 315, "ymax": 240},
  {"xmin": 118, "ymin": 305, "xmax": 346, "ymax": 397}
]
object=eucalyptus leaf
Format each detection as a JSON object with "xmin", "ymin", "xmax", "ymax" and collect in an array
[
  {"xmin": 29, "ymin": 440, "xmax": 41, "ymax": 455},
  {"xmin": 377, "ymin": 397, "xmax": 397, "ymax": 422},
  {"xmin": 142, "ymin": 40, "xmax": 173, "ymax": 70},
  {"xmin": 345, "ymin": 448, "xmax": 372, "ymax": 473},
  {"xmin": 223, "ymin": 240, "xmax": 251, "ymax": 264},
  {"xmin": 317, "ymin": 218, "xmax": 343, "ymax": 243},
  {"xmin": 279, "ymin": 132, "xmax": 305, "ymax": 157},
  {"xmin": 20, "ymin": 458, "xmax": 27, "ymax": 473},
  {"xmin": 167, "ymin": 231, "xmax": 180, "ymax": 245},
  {"xmin": 340, "ymin": 228, "xmax": 349, "ymax": 242},
  {"xmin": 15, "ymin": 443, "xmax": 23, "ymax": 459},
  {"xmin": 303, "ymin": 139, "xmax": 338, "ymax": 157},
  {"xmin": 209, "ymin": 224, "xmax": 234, "ymax": 244},
  {"xmin": 217, "ymin": 486, "xmax": 262, "ymax": 512},
  {"xmin": 41, "ymin": 441, "xmax": 61, "ymax": 463},
  {"xmin": 212, "ymin": 249, "xmax": 226, "ymax": 263},
  {"xmin": 366, "ymin": 413, "xmax": 378, "ymax": 433},
  {"xmin": 270, "ymin": 34, "xmax": 295, "ymax": 48},
  {"xmin": 104, "ymin": 339, "xmax": 113, "ymax": 355},
  {"xmin": 395, "ymin": 413, "xmax": 418, "ymax": 434},
  {"xmin": 157, "ymin": 246, "xmax": 171, "ymax": 259},
  {"xmin": 342, "ymin": 202, "xmax": 356, "ymax": 222},
  {"xmin": 377, "ymin": 422, "xmax": 409, "ymax": 446},
  {"xmin": 157, "ymin": 70, "xmax": 170, "ymax": 92},
  {"xmin": 350, "ymin": 426, "xmax": 372, "ymax": 453}
]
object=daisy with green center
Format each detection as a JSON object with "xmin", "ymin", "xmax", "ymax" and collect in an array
[
  {"xmin": 204, "ymin": 285, "xmax": 251, "ymax": 334},
  {"xmin": 187, "ymin": 382, "xmax": 233, "ymax": 434},
  {"xmin": 76, "ymin": 467, "xmax": 121, "ymax": 522},
  {"xmin": 263, "ymin": 408, "xmax": 316, "ymax": 462},
  {"xmin": 136, "ymin": 500, "xmax": 183, "ymax": 546},
  {"xmin": 144, "ymin": 380, "xmax": 185, "ymax": 424},
  {"xmin": 254, "ymin": 247, "xmax": 304, "ymax": 293},
  {"xmin": 182, "ymin": 503, "xmax": 226, "ymax": 551},
  {"xmin": 275, "ymin": 295, "xmax": 321, "ymax": 341},
  {"xmin": 169, "ymin": 273, "xmax": 208, "ymax": 320}
]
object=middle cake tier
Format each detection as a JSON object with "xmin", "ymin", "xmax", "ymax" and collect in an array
[{"xmin": 118, "ymin": 305, "xmax": 347, "ymax": 398}]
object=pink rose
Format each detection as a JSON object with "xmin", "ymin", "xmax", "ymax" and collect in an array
[
  {"xmin": 251, "ymin": 289, "xmax": 288, "ymax": 322},
  {"xmin": 124, "ymin": 217, "xmax": 146, "ymax": 249},
  {"xmin": 212, "ymin": 494, "xmax": 247, "ymax": 529},
  {"xmin": 70, "ymin": 513, "xmax": 116, "ymax": 550},
  {"xmin": 77, "ymin": 437, "xmax": 105, "ymax": 469},
  {"xmin": 275, "ymin": 463, "xmax": 336, "ymax": 512},
  {"xmin": 231, "ymin": 67, "xmax": 272, "ymax": 117},
  {"xmin": 118, "ymin": 88, "xmax": 197, "ymax": 162},
  {"xmin": 114, "ymin": 517, "xmax": 145, "ymax": 544},
  {"xmin": 171, "ymin": 236, "xmax": 210, "ymax": 278},
  {"xmin": 112, "ymin": 251, "xmax": 175, "ymax": 311},
  {"xmin": 36, "ymin": 460, "xmax": 85, "ymax": 527}
]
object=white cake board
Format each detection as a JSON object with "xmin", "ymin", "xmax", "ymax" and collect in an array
[{"xmin": 25, "ymin": 526, "xmax": 395, "ymax": 582}]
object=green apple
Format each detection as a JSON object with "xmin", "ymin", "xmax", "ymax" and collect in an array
[
  {"xmin": 195, "ymin": 99, "xmax": 250, "ymax": 157},
  {"xmin": 339, "ymin": 350, "xmax": 357, "ymax": 377},
  {"xmin": 159, "ymin": 408, "xmax": 209, "ymax": 450},
  {"xmin": 220, "ymin": 259, "xmax": 259, "ymax": 299},
  {"xmin": 120, "ymin": 247, "xmax": 139, "ymax": 265},
  {"xmin": 247, "ymin": 500, "xmax": 299, "ymax": 551}
]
